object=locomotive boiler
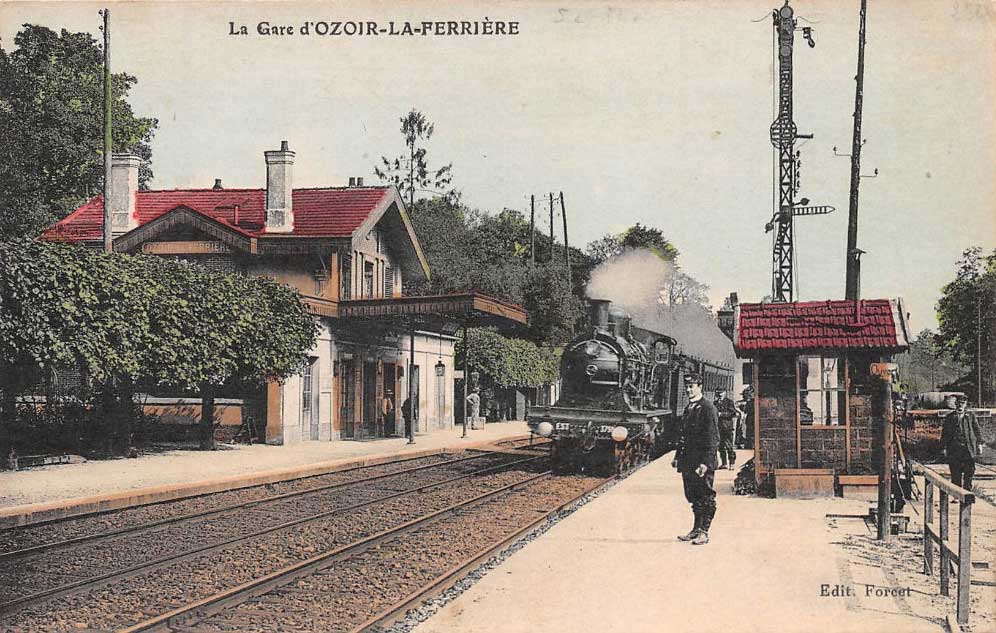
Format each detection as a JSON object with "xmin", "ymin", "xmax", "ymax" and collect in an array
[{"xmin": 528, "ymin": 299, "xmax": 733, "ymax": 474}]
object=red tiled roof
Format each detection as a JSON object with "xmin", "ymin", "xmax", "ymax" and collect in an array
[
  {"xmin": 41, "ymin": 187, "xmax": 392, "ymax": 242},
  {"xmin": 734, "ymin": 299, "xmax": 910, "ymax": 354}
]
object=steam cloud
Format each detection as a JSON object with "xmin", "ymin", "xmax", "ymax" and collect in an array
[{"xmin": 586, "ymin": 249, "xmax": 735, "ymax": 367}]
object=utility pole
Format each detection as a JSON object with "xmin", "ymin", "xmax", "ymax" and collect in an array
[
  {"xmin": 548, "ymin": 192, "xmax": 554, "ymax": 264},
  {"xmin": 876, "ymin": 371, "xmax": 894, "ymax": 541},
  {"xmin": 978, "ymin": 281, "xmax": 983, "ymax": 406},
  {"xmin": 530, "ymin": 194, "xmax": 536, "ymax": 266},
  {"xmin": 844, "ymin": 0, "xmax": 868, "ymax": 301},
  {"xmin": 101, "ymin": 8, "xmax": 113, "ymax": 253},
  {"xmin": 560, "ymin": 192, "xmax": 569, "ymax": 273}
]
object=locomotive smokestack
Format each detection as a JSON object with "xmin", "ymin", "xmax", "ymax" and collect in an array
[{"xmin": 588, "ymin": 299, "xmax": 611, "ymax": 331}]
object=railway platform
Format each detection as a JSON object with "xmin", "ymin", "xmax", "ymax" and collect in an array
[
  {"xmin": 0, "ymin": 422, "xmax": 530, "ymax": 525},
  {"xmin": 415, "ymin": 449, "xmax": 946, "ymax": 633}
]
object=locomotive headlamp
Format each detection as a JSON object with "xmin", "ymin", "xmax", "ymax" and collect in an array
[
  {"xmin": 536, "ymin": 421, "xmax": 554, "ymax": 437},
  {"xmin": 611, "ymin": 426, "xmax": 628, "ymax": 442},
  {"xmin": 583, "ymin": 341, "xmax": 601, "ymax": 357}
]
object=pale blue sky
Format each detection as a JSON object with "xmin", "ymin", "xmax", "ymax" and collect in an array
[{"xmin": 2, "ymin": 0, "xmax": 993, "ymax": 333}]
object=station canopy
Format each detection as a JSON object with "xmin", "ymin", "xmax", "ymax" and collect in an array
[{"xmin": 311, "ymin": 292, "xmax": 528, "ymax": 338}]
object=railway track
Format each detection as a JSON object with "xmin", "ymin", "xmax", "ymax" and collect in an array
[
  {"xmin": 0, "ymin": 438, "xmax": 548, "ymax": 557},
  {"xmin": 0, "ymin": 451, "xmax": 544, "ymax": 624},
  {"xmin": 127, "ymin": 470, "xmax": 608, "ymax": 632}
]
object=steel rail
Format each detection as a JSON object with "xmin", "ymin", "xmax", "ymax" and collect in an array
[
  {"xmin": 0, "ymin": 454, "xmax": 544, "ymax": 617},
  {"xmin": 0, "ymin": 451, "xmax": 501, "ymax": 562},
  {"xmin": 353, "ymin": 474, "xmax": 617, "ymax": 632},
  {"xmin": 120, "ymin": 470, "xmax": 557, "ymax": 632}
]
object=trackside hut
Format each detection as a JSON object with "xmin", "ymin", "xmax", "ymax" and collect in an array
[
  {"xmin": 733, "ymin": 299, "xmax": 911, "ymax": 493},
  {"xmin": 41, "ymin": 142, "xmax": 527, "ymax": 444}
]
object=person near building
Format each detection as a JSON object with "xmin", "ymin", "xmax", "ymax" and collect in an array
[
  {"xmin": 714, "ymin": 389, "xmax": 738, "ymax": 469},
  {"xmin": 941, "ymin": 394, "xmax": 986, "ymax": 491},
  {"xmin": 738, "ymin": 385, "xmax": 755, "ymax": 449},
  {"xmin": 380, "ymin": 393, "xmax": 394, "ymax": 437},
  {"xmin": 672, "ymin": 373, "xmax": 719, "ymax": 545},
  {"xmin": 401, "ymin": 396, "xmax": 413, "ymax": 437}
]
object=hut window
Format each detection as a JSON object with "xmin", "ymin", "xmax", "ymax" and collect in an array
[{"xmin": 798, "ymin": 355, "xmax": 846, "ymax": 426}]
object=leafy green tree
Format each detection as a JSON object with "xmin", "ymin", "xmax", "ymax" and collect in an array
[
  {"xmin": 936, "ymin": 247, "xmax": 995, "ymax": 404},
  {"xmin": 521, "ymin": 263, "xmax": 585, "ymax": 346},
  {"xmin": 585, "ymin": 223, "xmax": 679, "ymax": 266},
  {"xmin": 0, "ymin": 24, "xmax": 158, "ymax": 239},
  {"xmin": 374, "ymin": 109, "xmax": 457, "ymax": 207},
  {"xmin": 0, "ymin": 240, "xmax": 317, "ymax": 454},
  {"xmin": 139, "ymin": 260, "xmax": 317, "ymax": 450},
  {"xmin": 895, "ymin": 329, "xmax": 965, "ymax": 395},
  {"xmin": 458, "ymin": 328, "xmax": 559, "ymax": 389},
  {"xmin": 0, "ymin": 240, "xmax": 160, "ymax": 454}
]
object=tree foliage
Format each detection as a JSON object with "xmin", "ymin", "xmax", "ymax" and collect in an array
[
  {"xmin": 895, "ymin": 328, "xmax": 966, "ymax": 396},
  {"xmin": 408, "ymin": 199, "xmax": 584, "ymax": 346},
  {"xmin": 457, "ymin": 328, "xmax": 559, "ymax": 388},
  {"xmin": 585, "ymin": 223, "xmax": 679, "ymax": 266},
  {"xmin": 374, "ymin": 109, "xmax": 457, "ymax": 206},
  {"xmin": 0, "ymin": 24, "xmax": 158, "ymax": 239},
  {"xmin": 0, "ymin": 240, "xmax": 316, "ymax": 453},
  {"xmin": 936, "ymin": 247, "xmax": 996, "ymax": 404}
]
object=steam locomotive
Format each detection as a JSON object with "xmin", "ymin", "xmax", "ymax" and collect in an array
[{"xmin": 528, "ymin": 300, "xmax": 734, "ymax": 474}]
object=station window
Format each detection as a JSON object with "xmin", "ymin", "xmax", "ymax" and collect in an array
[
  {"xmin": 798, "ymin": 355, "xmax": 846, "ymax": 426},
  {"xmin": 363, "ymin": 261, "xmax": 375, "ymax": 298}
]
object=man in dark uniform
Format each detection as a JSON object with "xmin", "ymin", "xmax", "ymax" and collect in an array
[
  {"xmin": 738, "ymin": 385, "xmax": 755, "ymax": 449},
  {"xmin": 942, "ymin": 394, "xmax": 986, "ymax": 491},
  {"xmin": 714, "ymin": 389, "xmax": 738, "ymax": 470},
  {"xmin": 673, "ymin": 373, "xmax": 719, "ymax": 545}
]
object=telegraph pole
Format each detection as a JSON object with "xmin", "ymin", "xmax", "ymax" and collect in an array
[
  {"xmin": 560, "ymin": 191, "xmax": 569, "ymax": 273},
  {"xmin": 101, "ymin": 8, "xmax": 113, "ymax": 253},
  {"xmin": 844, "ymin": 0, "xmax": 868, "ymax": 301},
  {"xmin": 530, "ymin": 194, "xmax": 536, "ymax": 266},
  {"xmin": 548, "ymin": 192, "xmax": 554, "ymax": 264}
]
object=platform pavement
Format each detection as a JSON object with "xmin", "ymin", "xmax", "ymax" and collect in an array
[
  {"xmin": 0, "ymin": 422, "xmax": 531, "ymax": 520},
  {"xmin": 415, "ymin": 450, "xmax": 944, "ymax": 633}
]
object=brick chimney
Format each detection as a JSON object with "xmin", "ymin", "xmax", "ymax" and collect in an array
[
  {"xmin": 110, "ymin": 153, "xmax": 142, "ymax": 234},
  {"xmin": 264, "ymin": 141, "xmax": 295, "ymax": 233}
]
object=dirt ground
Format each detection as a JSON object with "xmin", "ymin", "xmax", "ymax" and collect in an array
[{"xmin": 826, "ymin": 472, "xmax": 996, "ymax": 633}]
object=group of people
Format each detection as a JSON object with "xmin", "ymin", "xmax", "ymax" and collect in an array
[{"xmin": 713, "ymin": 385, "xmax": 755, "ymax": 467}]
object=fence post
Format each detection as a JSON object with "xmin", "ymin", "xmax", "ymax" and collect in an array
[
  {"xmin": 957, "ymin": 501, "xmax": 973, "ymax": 625},
  {"xmin": 940, "ymin": 490, "xmax": 950, "ymax": 596},
  {"xmin": 924, "ymin": 481, "xmax": 933, "ymax": 575}
]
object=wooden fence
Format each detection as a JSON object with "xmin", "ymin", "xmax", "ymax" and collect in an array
[{"xmin": 919, "ymin": 462, "xmax": 974, "ymax": 626}]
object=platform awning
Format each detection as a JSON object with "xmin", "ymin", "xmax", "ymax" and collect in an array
[{"xmin": 337, "ymin": 293, "xmax": 528, "ymax": 332}]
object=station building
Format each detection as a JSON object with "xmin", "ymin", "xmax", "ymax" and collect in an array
[
  {"xmin": 42, "ymin": 142, "xmax": 526, "ymax": 444},
  {"xmin": 732, "ymin": 298, "xmax": 911, "ymax": 496}
]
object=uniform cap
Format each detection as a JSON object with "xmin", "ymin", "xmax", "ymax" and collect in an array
[{"xmin": 684, "ymin": 373, "xmax": 702, "ymax": 385}]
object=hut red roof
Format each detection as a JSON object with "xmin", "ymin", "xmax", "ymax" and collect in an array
[
  {"xmin": 733, "ymin": 299, "xmax": 910, "ymax": 355},
  {"xmin": 41, "ymin": 187, "xmax": 392, "ymax": 242}
]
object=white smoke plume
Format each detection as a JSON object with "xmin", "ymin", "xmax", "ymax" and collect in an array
[{"xmin": 586, "ymin": 249, "xmax": 735, "ymax": 367}]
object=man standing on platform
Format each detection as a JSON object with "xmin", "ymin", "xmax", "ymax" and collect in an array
[
  {"xmin": 673, "ymin": 374, "xmax": 719, "ymax": 545},
  {"xmin": 714, "ymin": 389, "xmax": 738, "ymax": 470},
  {"xmin": 942, "ymin": 394, "xmax": 986, "ymax": 491}
]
